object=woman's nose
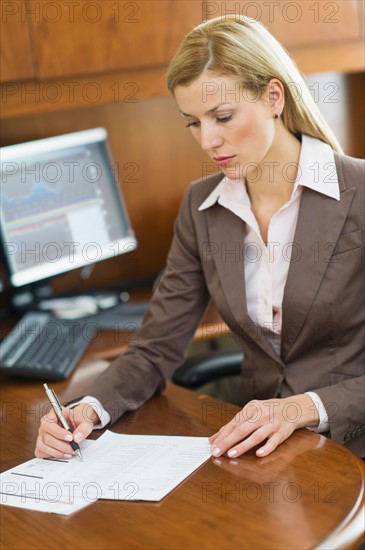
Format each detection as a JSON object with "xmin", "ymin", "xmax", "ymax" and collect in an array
[{"xmin": 200, "ymin": 125, "xmax": 224, "ymax": 151}]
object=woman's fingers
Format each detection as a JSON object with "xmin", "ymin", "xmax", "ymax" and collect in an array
[
  {"xmin": 34, "ymin": 404, "xmax": 96, "ymax": 459},
  {"xmin": 209, "ymin": 398, "xmax": 300, "ymax": 458}
]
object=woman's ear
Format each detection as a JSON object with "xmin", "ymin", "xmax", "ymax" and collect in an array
[{"xmin": 266, "ymin": 78, "xmax": 285, "ymax": 116}]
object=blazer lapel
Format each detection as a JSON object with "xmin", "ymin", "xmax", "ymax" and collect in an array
[
  {"xmin": 207, "ymin": 205, "xmax": 283, "ymax": 363},
  {"xmin": 281, "ymin": 157, "xmax": 356, "ymax": 360}
]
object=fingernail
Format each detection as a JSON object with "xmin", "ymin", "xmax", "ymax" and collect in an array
[
  {"xmin": 228, "ymin": 449, "xmax": 237, "ymax": 457},
  {"xmin": 257, "ymin": 449, "xmax": 264, "ymax": 456},
  {"xmin": 64, "ymin": 434, "xmax": 73, "ymax": 442},
  {"xmin": 74, "ymin": 432, "xmax": 83, "ymax": 443},
  {"xmin": 211, "ymin": 446, "xmax": 221, "ymax": 457},
  {"xmin": 64, "ymin": 454, "xmax": 72, "ymax": 459}
]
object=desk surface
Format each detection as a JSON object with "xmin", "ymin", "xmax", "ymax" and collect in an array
[{"xmin": 1, "ymin": 352, "xmax": 364, "ymax": 550}]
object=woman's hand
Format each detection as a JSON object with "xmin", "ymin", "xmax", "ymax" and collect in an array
[
  {"xmin": 35, "ymin": 403, "xmax": 99, "ymax": 459},
  {"xmin": 209, "ymin": 394, "xmax": 319, "ymax": 458}
]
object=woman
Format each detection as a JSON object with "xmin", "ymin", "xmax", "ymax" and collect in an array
[{"xmin": 35, "ymin": 15, "xmax": 364, "ymax": 459}]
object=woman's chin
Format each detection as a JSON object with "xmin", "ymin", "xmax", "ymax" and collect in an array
[{"xmin": 223, "ymin": 167, "xmax": 244, "ymax": 182}]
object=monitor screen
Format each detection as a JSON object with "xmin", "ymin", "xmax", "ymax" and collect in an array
[{"xmin": 0, "ymin": 128, "xmax": 137, "ymax": 288}]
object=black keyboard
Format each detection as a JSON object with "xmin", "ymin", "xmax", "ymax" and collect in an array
[{"xmin": 0, "ymin": 312, "xmax": 97, "ymax": 381}]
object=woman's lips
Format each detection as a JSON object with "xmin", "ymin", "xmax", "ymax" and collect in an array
[{"xmin": 213, "ymin": 155, "xmax": 236, "ymax": 166}]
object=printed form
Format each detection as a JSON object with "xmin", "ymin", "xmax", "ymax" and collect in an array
[{"xmin": 0, "ymin": 431, "xmax": 211, "ymax": 515}]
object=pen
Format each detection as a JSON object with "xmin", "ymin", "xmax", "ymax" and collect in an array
[{"xmin": 43, "ymin": 383, "xmax": 83, "ymax": 461}]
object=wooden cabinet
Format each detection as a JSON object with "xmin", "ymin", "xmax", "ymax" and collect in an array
[
  {"xmin": 205, "ymin": 0, "xmax": 363, "ymax": 46},
  {"xmin": 266, "ymin": 1, "xmax": 362, "ymax": 46},
  {"xmin": 2, "ymin": 1, "xmax": 364, "ymax": 84},
  {"xmin": 0, "ymin": 0, "xmax": 34, "ymax": 82},
  {"xmin": 1, "ymin": 1, "xmax": 203, "ymax": 81}
]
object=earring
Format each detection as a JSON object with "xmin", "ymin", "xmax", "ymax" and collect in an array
[{"xmin": 273, "ymin": 114, "xmax": 279, "ymax": 119}]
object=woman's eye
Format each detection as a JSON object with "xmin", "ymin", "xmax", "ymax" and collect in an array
[
  {"xmin": 185, "ymin": 114, "xmax": 232, "ymax": 128},
  {"xmin": 216, "ymin": 115, "xmax": 232, "ymax": 123}
]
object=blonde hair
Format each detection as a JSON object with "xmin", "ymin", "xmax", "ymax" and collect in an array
[{"xmin": 166, "ymin": 15, "xmax": 343, "ymax": 153}]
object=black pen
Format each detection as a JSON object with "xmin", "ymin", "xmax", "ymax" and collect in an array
[{"xmin": 43, "ymin": 383, "xmax": 83, "ymax": 461}]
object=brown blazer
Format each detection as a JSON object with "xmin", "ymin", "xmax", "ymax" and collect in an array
[{"xmin": 86, "ymin": 152, "xmax": 365, "ymax": 456}]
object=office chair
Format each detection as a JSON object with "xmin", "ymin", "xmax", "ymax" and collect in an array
[{"xmin": 172, "ymin": 349, "xmax": 243, "ymax": 390}]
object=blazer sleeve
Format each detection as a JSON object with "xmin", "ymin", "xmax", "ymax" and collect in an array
[
  {"xmin": 314, "ymin": 376, "xmax": 365, "ymax": 445},
  {"xmin": 84, "ymin": 184, "xmax": 211, "ymax": 424}
]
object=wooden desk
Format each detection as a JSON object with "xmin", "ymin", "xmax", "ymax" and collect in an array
[{"xmin": 1, "ymin": 353, "xmax": 364, "ymax": 550}]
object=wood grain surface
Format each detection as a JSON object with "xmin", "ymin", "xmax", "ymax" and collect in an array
[{"xmin": 1, "ymin": 355, "xmax": 364, "ymax": 550}]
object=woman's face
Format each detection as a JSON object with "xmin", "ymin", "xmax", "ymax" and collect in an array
[{"xmin": 174, "ymin": 71, "xmax": 278, "ymax": 181}]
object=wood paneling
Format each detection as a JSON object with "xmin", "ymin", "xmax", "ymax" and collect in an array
[
  {"xmin": 346, "ymin": 71, "xmax": 365, "ymax": 158},
  {"xmin": 288, "ymin": 40, "xmax": 364, "ymax": 75},
  {"xmin": 0, "ymin": 0, "xmax": 34, "ymax": 82},
  {"xmin": 0, "ymin": 67, "xmax": 169, "ymax": 119},
  {"xmin": 227, "ymin": 0, "xmax": 363, "ymax": 46},
  {"xmin": 2, "ymin": 0, "xmax": 363, "ymax": 87},
  {"xmin": 29, "ymin": 0, "xmax": 203, "ymax": 80}
]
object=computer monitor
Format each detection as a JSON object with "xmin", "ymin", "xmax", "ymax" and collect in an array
[{"xmin": 0, "ymin": 128, "xmax": 137, "ymax": 301}]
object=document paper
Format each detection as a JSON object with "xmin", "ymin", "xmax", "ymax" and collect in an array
[{"xmin": 0, "ymin": 431, "xmax": 211, "ymax": 515}]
